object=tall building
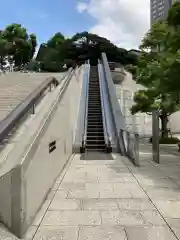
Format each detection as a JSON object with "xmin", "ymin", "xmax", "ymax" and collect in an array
[{"xmin": 150, "ymin": 0, "xmax": 178, "ymax": 25}]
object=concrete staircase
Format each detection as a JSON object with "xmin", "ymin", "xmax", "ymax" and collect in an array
[
  {"xmin": 0, "ymin": 72, "xmax": 65, "ymax": 122},
  {"xmin": 86, "ymin": 66, "xmax": 106, "ymax": 152}
]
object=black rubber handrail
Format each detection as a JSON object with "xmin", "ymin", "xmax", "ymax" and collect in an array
[{"xmin": 0, "ymin": 72, "xmax": 70, "ymax": 142}]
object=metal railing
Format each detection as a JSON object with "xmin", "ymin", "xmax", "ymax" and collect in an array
[
  {"xmin": 119, "ymin": 129, "xmax": 140, "ymax": 166},
  {"xmin": 0, "ymin": 70, "xmax": 72, "ymax": 143},
  {"xmin": 81, "ymin": 61, "xmax": 90, "ymax": 152},
  {"xmin": 98, "ymin": 60, "xmax": 112, "ymax": 152}
]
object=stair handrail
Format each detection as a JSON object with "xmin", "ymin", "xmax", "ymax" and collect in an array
[
  {"xmin": 82, "ymin": 61, "xmax": 90, "ymax": 150},
  {"xmin": 98, "ymin": 60, "xmax": 111, "ymax": 150}
]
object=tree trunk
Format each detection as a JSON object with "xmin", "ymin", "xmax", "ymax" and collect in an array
[{"xmin": 160, "ymin": 111, "xmax": 168, "ymax": 138}]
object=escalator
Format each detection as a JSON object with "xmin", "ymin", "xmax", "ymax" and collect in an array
[
  {"xmin": 81, "ymin": 65, "xmax": 112, "ymax": 153},
  {"xmin": 86, "ymin": 66, "xmax": 106, "ymax": 152}
]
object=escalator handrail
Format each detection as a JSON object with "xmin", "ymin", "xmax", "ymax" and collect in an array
[
  {"xmin": 82, "ymin": 62, "xmax": 90, "ymax": 148},
  {"xmin": 98, "ymin": 61, "xmax": 111, "ymax": 148}
]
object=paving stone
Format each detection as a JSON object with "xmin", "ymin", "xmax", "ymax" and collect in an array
[
  {"xmin": 122, "ymin": 176, "xmax": 137, "ymax": 183},
  {"xmin": 172, "ymin": 229, "xmax": 180, "ymax": 240},
  {"xmin": 52, "ymin": 189, "xmax": 69, "ymax": 199},
  {"xmin": 165, "ymin": 218, "xmax": 180, "ymax": 238},
  {"xmin": 0, "ymin": 224, "xmax": 18, "ymax": 240},
  {"xmin": 49, "ymin": 199, "xmax": 81, "ymax": 210},
  {"xmin": 98, "ymin": 183, "xmax": 116, "ymax": 198},
  {"xmin": 125, "ymin": 226, "xmax": 177, "ymax": 240},
  {"xmin": 140, "ymin": 210, "xmax": 166, "ymax": 226},
  {"xmin": 114, "ymin": 189, "xmax": 132, "ymax": 198},
  {"xmin": 117, "ymin": 199, "xmax": 155, "ymax": 211},
  {"xmin": 101, "ymin": 210, "xmax": 144, "ymax": 226},
  {"xmin": 78, "ymin": 226, "xmax": 127, "ymax": 240},
  {"xmin": 63, "ymin": 171, "xmax": 87, "ymax": 183},
  {"xmin": 33, "ymin": 226, "xmax": 79, "ymax": 240},
  {"xmin": 138, "ymin": 178, "xmax": 179, "ymax": 189},
  {"xmin": 129, "ymin": 187, "xmax": 148, "ymax": 199},
  {"xmin": 82, "ymin": 199, "xmax": 119, "ymax": 210},
  {"xmin": 68, "ymin": 183, "xmax": 100, "ymax": 199},
  {"xmin": 42, "ymin": 210, "xmax": 101, "ymax": 226},
  {"xmin": 153, "ymin": 200, "xmax": 180, "ymax": 218},
  {"xmin": 165, "ymin": 218, "xmax": 180, "ymax": 229},
  {"xmin": 145, "ymin": 187, "xmax": 180, "ymax": 201},
  {"xmin": 113, "ymin": 183, "xmax": 148, "ymax": 199}
]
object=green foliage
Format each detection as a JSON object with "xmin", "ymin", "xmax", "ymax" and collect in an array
[
  {"xmin": 27, "ymin": 60, "xmax": 40, "ymax": 71},
  {"xmin": 167, "ymin": 2, "xmax": 180, "ymax": 27},
  {"xmin": 159, "ymin": 137, "xmax": 180, "ymax": 144},
  {"xmin": 130, "ymin": 4, "xmax": 180, "ymax": 137},
  {"xmin": 0, "ymin": 23, "xmax": 37, "ymax": 68},
  {"xmin": 149, "ymin": 137, "xmax": 179, "ymax": 144},
  {"xmin": 0, "ymin": 38, "xmax": 8, "ymax": 69},
  {"xmin": 36, "ymin": 31, "xmax": 137, "ymax": 72}
]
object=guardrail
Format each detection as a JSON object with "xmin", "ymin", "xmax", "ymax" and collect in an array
[
  {"xmin": 0, "ymin": 70, "xmax": 72, "ymax": 143},
  {"xmin": 119, "ymin": 129, "xmax": 140, "ymax": 166}
]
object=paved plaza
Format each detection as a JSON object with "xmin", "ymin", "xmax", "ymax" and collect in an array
[
  {"xmin": 9, "ymin": 148, "xmax": 179, "ymax": 240},
  {"xmin": 1, "ymin": 148, "xmax": 180, "ymax": 239}
]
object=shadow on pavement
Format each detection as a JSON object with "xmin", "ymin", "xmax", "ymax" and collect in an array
[{"xmin": 80, "ymin": 152, "xmax": 113, "ymax": 161}]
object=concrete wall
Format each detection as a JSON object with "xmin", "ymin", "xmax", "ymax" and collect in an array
[
  {"xmin": 169, "ymin": 112, "xmax": 180, "ymax": 134},
  {"xmin": 111, "ymin": 69, "xmax": 125, "ymax": 85},
  {"xmin": 0, "ymin": 66, "xmax": 84, "ymax": 237},
  {"xmin": 114, "ymin": 70, "xmax": 180, "ymax": 136},
  {"xmin": 21, "ymin": 66, "xmax": 83, "ymax": 234}
]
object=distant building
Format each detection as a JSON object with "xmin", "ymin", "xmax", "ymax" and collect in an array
[{"xmin": 150, "ymin": 0, "xmax": 179, "ymax": 25}]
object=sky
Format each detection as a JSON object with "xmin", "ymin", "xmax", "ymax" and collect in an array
[{"xmin": 0, "ymin": 0, "xmax": 150, "ymax": 50}]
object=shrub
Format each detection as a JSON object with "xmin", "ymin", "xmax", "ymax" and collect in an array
[{"xmin": 149, "ymin": 137, "xmax": 179, "ymax": 144}]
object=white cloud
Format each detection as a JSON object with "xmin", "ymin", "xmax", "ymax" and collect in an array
[
  {"xmin": 76, "ymin": 0, "xmax": 150, "ymax": 50},
  {"xmin": 76, "ymin": 2, "xmax": 88, "ymax": 13}
]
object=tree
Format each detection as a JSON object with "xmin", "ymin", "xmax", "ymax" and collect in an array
[
  {"xmin": 29, "ymin": 34, "xmax": 37, "ymax": 59},
  {"xmin": 130, "ymin": 18, "xmax": 180, "ymax": 138},
  {"xmin": 167, "ymin": 2, "xmax": 180, "ymax": 27},
  {"xmin": 0, "ymin": 23, "xmax": 37, "ymax": 68},
  {"xmin": 27, "ymin": 59, "xmax": 40, "ymax": 72},
  {"xmin": 0, "ymin": 38, "xmax": 8, "ymax": 70},
  {"xmin": 47, "ymin": 32, "xmax": 65, "ymax": 49},
  {"xmin": 36, "ymin": 31, "xmax": 137, "ymax": 71}
]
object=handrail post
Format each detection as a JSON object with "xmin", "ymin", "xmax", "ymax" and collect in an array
[{"xmin": 32, "ymin": 104, "xmax": 35, "ymax": 114}]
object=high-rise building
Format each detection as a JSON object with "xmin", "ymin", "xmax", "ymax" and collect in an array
[{"xmin": 150, "ymin": 0, "xmax": 178, "ymax": 25}]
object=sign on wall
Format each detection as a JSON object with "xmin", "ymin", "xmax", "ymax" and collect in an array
[{"xmin": 49, "ymin": 140, "xmax": 56, "ymax": 153}]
